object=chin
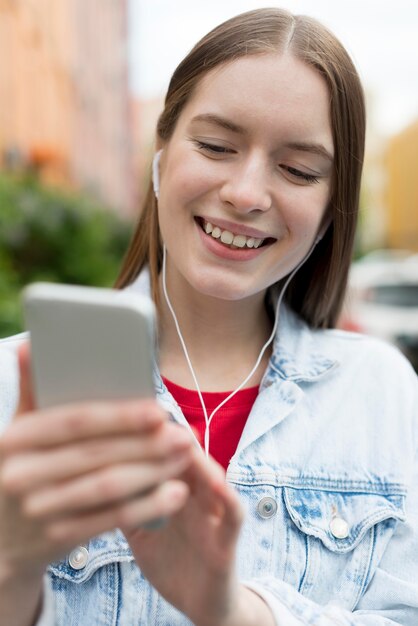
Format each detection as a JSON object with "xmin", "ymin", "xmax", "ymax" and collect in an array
[{"xmin": 188, "ymin": 271, "xmax": 263, "ymax": 302}]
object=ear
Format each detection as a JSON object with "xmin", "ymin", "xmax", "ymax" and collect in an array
[{"xmin": 152, "ymin": 149, "xmax": 163, "ymax": 199}]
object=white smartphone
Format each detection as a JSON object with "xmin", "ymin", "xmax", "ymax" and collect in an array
[{"xmin": 22, "ymin": 282, "xmax": 156, "ymax": 409}]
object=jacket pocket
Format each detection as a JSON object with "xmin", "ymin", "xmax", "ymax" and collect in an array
[
  {"xmin": 46, "ymin": 532, "xmax": 135, "ymax": 626},
  {"xmin": 283, "ymin": 486, "xmax": 406, "ymax": 553},
  {"xmin": 282, "ymin": 485, "xmax": 406, "ymax": 608},
  {"xmin": 48, "ymin": 531, "xmax": 133, "ymax": 583}
]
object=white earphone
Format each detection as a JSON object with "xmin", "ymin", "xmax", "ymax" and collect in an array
[
  {"xmin": 315, "ymin": 216, "xmax": 332, "ymax": 244},
  {"xmin": 152, "ymin": 149, "xmax": 163, "ymax": 199}
]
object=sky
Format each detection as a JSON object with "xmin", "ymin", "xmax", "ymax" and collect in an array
[{"xmin": 128, "ymin": 0, "xmax": 418, "ymax": 138}]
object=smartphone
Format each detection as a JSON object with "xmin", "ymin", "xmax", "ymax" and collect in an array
[{"xmin": 22, "ymin": 282, "xmax": 156, "ymax": 409}]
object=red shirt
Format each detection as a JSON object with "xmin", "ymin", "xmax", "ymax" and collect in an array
[{"xmin": 163, "ymin": 377, "xmax": 259, "ymax": 470}]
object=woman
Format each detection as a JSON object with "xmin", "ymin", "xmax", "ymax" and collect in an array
[{"xmin": 1, "ymin": 8, "xmax": 418, "ymax": 625}]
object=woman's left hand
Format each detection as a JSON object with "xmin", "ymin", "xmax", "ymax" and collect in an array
[{"xmin": 123, "ymin": 448, "xmax": 269, "ymax": 626}]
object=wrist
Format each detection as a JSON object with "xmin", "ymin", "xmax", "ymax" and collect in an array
[
  {"xmin": 0, "ymin": 557, "xmax": 44, "ymax": 588},
  {"xmin": 0, "ymin": 560, "xmax": 44, "ymax": 626},
  {"xmin": 196, "ymin": 585, "xmax": 275, "ymax": 626},
  {"xmin": 228, "ymin": 586, "xmax": 275, "ymax": 626}
]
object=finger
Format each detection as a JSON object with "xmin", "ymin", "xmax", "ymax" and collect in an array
[
  {"xmin": 45, "ymin": 480, "xmax": 190, "ymax": 545},
  {"xmin": 211, "ymin": 478, "xmax": 244, "ymax": 547},
  {"xmin": 16, "ymin": 342, "xmax": 35, "ymax": 416},
  {"xmin": 183, "ymin": 448, "xmax": 225, "ymax": 502},
  {"xmin": 0, "ymin": 398, "xmax": 167, "ymax": 454},
  {"xmin": 182, "ymin": 451, "xmax": 243, "ymax": 536},
  {"xmin": 22, "ymin": 453, "xmax": 193, "ymax": 518},
  {"xmin": 1, "ymin": 424, "xmax": 192, "ymax": 494}
]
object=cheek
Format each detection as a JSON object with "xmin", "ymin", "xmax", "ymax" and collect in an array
[
  {"xmin": 160, "ymin": 170, "xmax": 196, "ymax": 208},
  {"xmin": 272, "ymin": 189, "xmax": 329, "ymax": 252},
  {"xmin": 162, "ymin": 149, "xmax": 221, "ymax": 204},
  {"xmin": 285, "ymin": 186, "xmax": 330, "ymax": 231}
]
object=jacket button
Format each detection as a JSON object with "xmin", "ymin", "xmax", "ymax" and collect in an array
[
  {"xmin": 68, "ymin": 546, "xmax": 89, "ymax": 570},
  {"xmin": 330, "ymin": 516, "xmax": 350, "ymax": 539},
  {"xmin": 257, "ymin": 496, "xmax": 277, "ymax": 519}
]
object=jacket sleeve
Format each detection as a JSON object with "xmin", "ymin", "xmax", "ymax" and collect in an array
[
  {"xmin": 0, "ymin": 339, "xmax": 56, "ymax": 626},
  {"xmin": 0, "ymin": 342, "xmax": 20, "ymax": 432}
]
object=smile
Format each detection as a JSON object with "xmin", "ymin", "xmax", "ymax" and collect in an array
[{"xmin": 197, "ymin": 218, "xmax": 275, "ymax": 250}]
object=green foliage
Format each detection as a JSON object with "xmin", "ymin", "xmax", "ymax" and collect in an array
[{"xmin": 0, "ymin": 174, "xmax": 132, "ymax": 337}]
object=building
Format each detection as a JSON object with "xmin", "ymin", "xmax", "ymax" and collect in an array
[
  {"xmin": 385, "ymin": 119, "xmax": 418, "ymax": 251},
  {"xmin": 0, "ymin": 0, "xmax": 134, "ymax": 214}
]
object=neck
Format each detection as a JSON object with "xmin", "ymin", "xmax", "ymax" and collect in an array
[{"xmin": 158, "ymin": 264, "xmax": 273, "ymax": 391}]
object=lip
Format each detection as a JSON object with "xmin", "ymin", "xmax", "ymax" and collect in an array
[
  {"xmin": 195, "ymin": 220, "xmax": 271, "ymax": 261},
  {"xmin": 197, "ymin": 215, "xmax": 273, "ymax": 240}
]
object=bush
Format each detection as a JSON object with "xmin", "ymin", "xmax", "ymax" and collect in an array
[{"xmin": 0, "ymin": 174, "xmax": 132, "ymax": 337}]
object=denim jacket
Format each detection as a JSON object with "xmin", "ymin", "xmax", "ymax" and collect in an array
[{"xmin": 1, "ymin": 301, "xmax": 418, "ymax": 625}]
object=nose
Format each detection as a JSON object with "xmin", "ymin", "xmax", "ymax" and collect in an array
[{"xmin": 219, "ymin": 156, "xmax": 272, "ymax": 213}]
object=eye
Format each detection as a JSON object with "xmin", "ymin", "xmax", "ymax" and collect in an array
[
  {"xmin": 280, "ymin": 165, "xmax": 320, "ymax": 184},
  {"xmin": 193, "ymin": 140, "xmax": 234, "ymax": 156}
]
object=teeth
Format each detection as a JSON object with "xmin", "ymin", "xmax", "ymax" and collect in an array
[
  {"xmin": 220, "ymin": 230, "xmax": 234, "ymax": 245},
  {"xmin": 232, "ymin": 234, "xmax": 246, "ymax": 248},
  {"xmin": 202, "ymin": 220, "xmax": 265, "ymax": 249}
]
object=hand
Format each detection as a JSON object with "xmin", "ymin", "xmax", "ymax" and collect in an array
[
  {"xmin": 0, "ymin": 343, "xmax": 193, "ymax": 578},
  {"xmin": 125, "ymin": 449, "xmax": 248, "ymax": 625}
]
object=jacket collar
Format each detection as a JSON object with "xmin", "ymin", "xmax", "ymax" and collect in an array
[
  {"xmin": 264, "ymin": 304, "xmax": 339, "ymax": 384},
  {"xmin": 126, "ymin": 269, "xmax": 339, "ymax": 385}
]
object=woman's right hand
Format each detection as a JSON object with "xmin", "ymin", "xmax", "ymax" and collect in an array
[{"xmin": 0, "ymin": 343, "xmax": 193, "ymax": 579}]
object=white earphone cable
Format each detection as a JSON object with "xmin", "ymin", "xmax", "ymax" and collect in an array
[
  {"xmin": 162, "ymin": 243, "xmax": 316, "ymax": 456},
  {"xmin": 154, "ymin": 148, "xmax": 322, "ymax": 456}
]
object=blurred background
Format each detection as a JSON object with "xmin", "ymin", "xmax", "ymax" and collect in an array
[{"xmin": 1, "ymin": 0, "xmax": 417, "ymax": 369}]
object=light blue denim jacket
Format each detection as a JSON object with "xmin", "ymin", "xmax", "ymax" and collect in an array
[{"xmin": 1, "ymin": 301, "xmax": 418, "ymax": 625}]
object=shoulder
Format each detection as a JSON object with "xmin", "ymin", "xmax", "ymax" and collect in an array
[
  {"xmin": 316, "ymin": 327, "xmax": 418, "ymax": 442},
  {"xmin": 319, "ymin": 326, "xmax": 416, "ymax": 385},
  {"xmin": 0, "ymin": 332, "xmax": 28, "ymax": 351},
  {"xmin": 276, "ymin": 305, "xmax": 417, "ymax": 388},
  {"xmin": 276, "ymin": 306, "xmax": 417, "ymax": 423},
  {"xmin": 287, "ymin": 304, "xmax": 416, "ymax": 381},
  {"xmin": 269, "ymin": 308, "xmax": 418, "ymax": 485},
  {"xmin": 0, "ymin": 333, "xmax": 27, "ymax": 432}
]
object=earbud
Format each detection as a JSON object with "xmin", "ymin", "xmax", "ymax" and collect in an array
[
  {"xmin": 152, "ymin": 149, "xmax": 163, "ymax": 199},
  {"xmin": 315, "ymin": 217, "xmax": 332, "ymax": 244}
]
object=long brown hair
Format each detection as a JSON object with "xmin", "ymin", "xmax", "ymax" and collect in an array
[{"xmin": 115, "ymin": 8, "xmax": 366, "ymax": 328}]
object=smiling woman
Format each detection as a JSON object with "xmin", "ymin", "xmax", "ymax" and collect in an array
[
  {"xmin": 154, "ymin": 53, "xmax": 333, "ymax": 307},
  {"xmin": 119, "ymin": 9, "xmax": 363, "ymax": 329},
  {"xmin": 1, "ymin": 7, "xmax": 418, "ymax": 626}
]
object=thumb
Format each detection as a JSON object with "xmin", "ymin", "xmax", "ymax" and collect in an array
[{"xmin": 16, "ymin": 342, "xmax": 36, "ymax": 416}]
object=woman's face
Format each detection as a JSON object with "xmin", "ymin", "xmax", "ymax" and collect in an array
[{"xmin": 157, "ymin": 52, "xmax": 334, "ymax": 302}]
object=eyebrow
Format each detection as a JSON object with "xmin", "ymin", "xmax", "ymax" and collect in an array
[
  {"xmin": 190, "ymin": 113, "xmax": 246, "ymax": 134},
  {"xmin": 190, "ymin": 113, "xmax": 333, "ymax": 162},
  {"xmin": 284, "ymin": 141, "xmax": 333, "ymax": 162}
]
